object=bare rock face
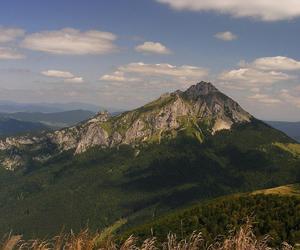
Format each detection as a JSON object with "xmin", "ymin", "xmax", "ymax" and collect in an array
[
  {"xmin": 0, "ymin": 136, "xmax": 38, "ymax": 150},
  {"xmin": 0, "ymin": 82, "xmax": 252, "ymax": 170},
  {"xmin": 2, "ymin": 155, "xmax": 23, "ymax": 171},
  {"xmin": 184, "ymin": 82, "xmax": 251, "ymax": 134},
  {"xmin": 212, "ymin": 119, "xmax": 232, "ymax": 135},
  {"xmin": 184, "ymin": 81, "xmax": 219, "ymax": 99},
  {"xmin": 110, "ymin": 132, "xmax": 122, "ymax": 146},
  {"xmin": 154, "ymin": 96, "xmax": 190, "ymax": 130},
  {"xmin": 124, "ymin": 119, "xmax": 147, "ymax": 144},
  {"xmin": 86, "ymin": 111, "xmax": 109, "ymax": 123},
  {"xmin": 75, "ymin": 123, "xmax": 109, "ymax": 154},
  {"xmin": 49, "ymin": 127, "xmax": 79, "ymax": 151}
]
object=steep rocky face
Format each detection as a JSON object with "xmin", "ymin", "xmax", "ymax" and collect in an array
[
  {"xmin": 182, "ymin": 82, "xmax": 251, "ymax": 133},
  {"xmin": 0, "ymin": 82, "xmax": 252, "ymax": 170}
]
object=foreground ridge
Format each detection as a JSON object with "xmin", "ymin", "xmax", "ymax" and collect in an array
[{"xmin": 0, "ymin": 81, "xmax": 252, "ymax": 170}]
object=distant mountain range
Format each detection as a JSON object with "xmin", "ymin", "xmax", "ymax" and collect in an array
[
  {"xmin": 266, "ymin": 121, "xmax": 300, "ymax": 142},
  {"xmin": 0, "ymin": 110, "xmax": 95, "ymax": 128},
  {"xmin": 0, "ymin": 100, "xmax": 121, "ymax": 113},
  {"xmin": 0, "ymin": 118, "xmax": 48, "ymax": 137},
  {"xmin": 0, "ymin": 110, "xmax": 96, "ymax": 137}
]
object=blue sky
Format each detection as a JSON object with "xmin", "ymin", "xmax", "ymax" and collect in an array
[{"xmin": 0, "ymin": 0, "xmax": 300, "ymax": 120}]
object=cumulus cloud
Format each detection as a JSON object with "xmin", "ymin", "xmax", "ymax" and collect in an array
[
  {"xmin": 100, "ymin": 71, "xmax": 140, "ymax": 82},
  {"xmin": 250, "ymin": 87, "xmax": 260, "ymax": 93},
  {"xmin": 0, "ymin": 47, "xmax": 25, "ymax": 59},
  {"xmin": 219, "ymin": 68, "xmax": 292, "ymax": 86},
  {"xmin": 218, "ymin": 56, "xmax": 300, "ymax": 90},
  {"xmin": 135, "ymin": 41, "xmax": 172, "ymax": 54},
  {"xmin": 248, "ymin": 93, "xmax": 282, "ymax": 104},
  {"xmin": 214, "ymin": 31, "xmax": 237, "ymax": 41},
  {"xmin": 0, "ymin": 27, "xmax": 25, "ymax": 43},
  {"xmin": 219, "ymin": 57, "xmax": 300, "ymax": 109},
  {"xmin": 279, "ymin": 89, "xmax": 300, "ymax": 108},
  {"xmin": 99, "ymin": 62, "xmax": 209, "ymax": 105},
  {"xmin": 155, "ymin": 0, "xmax": 300, "ymax": 21},
  {"xmin": 41, "ymin": 70, "xmax": 74, "ymax": 78},
  {"xmin": 119, "ymin": 62, "xmax": 208, "ymax": 79},
  {"xmin": 21, "ymin": 28, "xmax": 117, "ymax": 55},
  {"xmin": 64, "ymin": 77, "xmax": 84, "ymax": 83},
  {"xmin": 251, "ymin": 56, "xmax": 300, "ymax": 71},
  {"xmin": 294, "ymin": 85, "xmax": 300, "ymax": 92},
  {"xmin": 41, "ymin": 69, "xmax": 84, "ymax": 83}
]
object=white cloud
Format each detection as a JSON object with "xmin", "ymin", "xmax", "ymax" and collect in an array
[
  {"xmin": 64, "ymin": 77, "xmax": 84, "ymax": 83},
  {"xmin": 21, "ymin": 28, "xmax": 117, "ymax": 55},
  {"xmin": 250, "ymin": 87, "xmax": 260, "ymax": 93},
  {"xmin": 155, "ymin": 0, "xmax": 300, "ymax": 21},
  {"xmin": 248, "ymin": 93, "xmax": 282, "ymax": 104},
  {"xmin": 100, "ymin": 71, "xmax": 139, "ymax": 82},
  {"xmin": 218, "ymin": 56, "xmax": 300, "ymax": 90},
  {"xmin": 252, "ymin": 56, "xmax": 300, "ymax": 71},
  {"xmin": 214, "ymin": 31, "xmax": 237, "ymax": 41},
  {"xmin": 219, "ymin": 68, "xmax": 292, "ymax": 86},
  {"xmin": 119, "ymin": 62, "xmax": 208, "ymax": 79},
  {"xmin": 99, "ymin": 62, "xmax": 209, "ymax": 104},
  {"xmin": 41, "ymin": 69, "xmax": 84, "ymax": 83},
  {"xmin": 279, "ymin": 89, "xmax": 300, "ymax": 108},
  {"xmin": 135, "ymin": 41, "xmax": 171, "ymax": 54},
  {"xmin": 294, "ymin": 85, "xmax": 300, "ymax": 92},
  {"xmin": 0, "ymin": 47, "xmax": 25, "ymax": 59},
  {"xmin": 100, "ymin": 74, "xmax": 126, "ymax": 82},
  {"xmin": 0, "ymin": 27, "xmax": 25, "ymax": 43},
  {"xmin": 41, "ymin": 70, "xmax": 74, "ymax": 78}
]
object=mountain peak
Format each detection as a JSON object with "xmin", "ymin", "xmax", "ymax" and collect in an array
[
  {"xmin": 184, "ymin": 81, "xmax": 219, "ymax": 99},
  {"xmin": 0, "ymin": 81, "xmax": 253, "ymax": 170}
]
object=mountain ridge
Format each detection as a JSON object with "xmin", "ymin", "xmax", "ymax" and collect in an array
[
  {"xmin": 0, "ymin": 100, "xmax": 112, "ymax": 113},
  {"xmin": 0, "ymin": 81, "xmax": 252, "ymax": 170}
]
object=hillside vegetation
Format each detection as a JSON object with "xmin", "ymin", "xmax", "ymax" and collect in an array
[
  {"xmin": 124, "ymin": 186, "xmax": 300, "ymax": 246},
  {"xmin": 0, "ymin": 121, "xmax": 299, "ymax": 238}
]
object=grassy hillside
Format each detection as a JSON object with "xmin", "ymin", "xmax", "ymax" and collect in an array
[
  {"xmin": 0, "ymin": 120, "xmax": 299, "ymax": 238},
  {"xmin": 253, "ymin": 183, "xmax": 300, "ymax": 196},
  {"xmin": 123, "ymin": 185, "xmax": 300, "ymax": 246}
]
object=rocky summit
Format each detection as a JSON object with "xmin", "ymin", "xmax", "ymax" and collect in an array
[{"xmin": 0, "ymin": 81, "xmax": 251, "ymax": 170}]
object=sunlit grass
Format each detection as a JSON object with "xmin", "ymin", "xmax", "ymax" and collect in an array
[
  {"xmin": 273, "ymin": 142, "xmax": 300, "ymax": 157},
  {"xmin": 253, "ymin": 184, "xmax": 300, "ymax": 197}
]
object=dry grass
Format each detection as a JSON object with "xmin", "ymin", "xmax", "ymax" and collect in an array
[
  {"xmin": 252, "ymin": 184, "xmax": 300, "ymax": 197},
  {"xmin": 273, "ymin": 143, "xmax": 300, "ymax": 157},
  {"xmin": 0, "ymin": 222, "xmax": 294, "ymax": 250}
]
